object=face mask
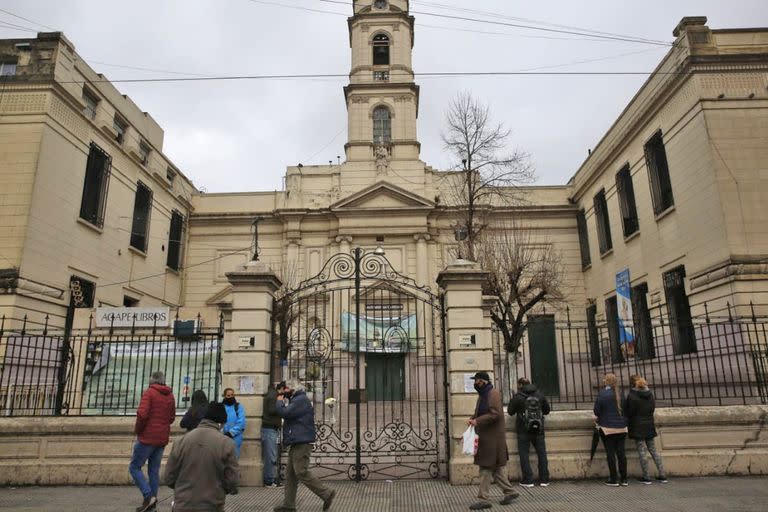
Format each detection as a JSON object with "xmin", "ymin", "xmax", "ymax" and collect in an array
[
  {"xmin": 474, "ymin": 382, "xmax": 485, "ymax": 392},
  {"xmin": 223, "ymin": 397, "xmax": 236, "ymax": 405}
]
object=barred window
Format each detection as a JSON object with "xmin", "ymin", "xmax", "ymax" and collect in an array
[
  {"xmin": 139, "ymin": 142, "xmax": 151, "ymax": 166},
  {"xmin": 593, "ymin": 189, "xmax": 612, "ymax": 255},
  {"xmin": 79, "ymin": 142, "xmax": 112, "ymax": 228},
  {"xmin": 577, "ymin": 209, "xmax": 591, "ymax": 269},
  {"xmin": 631, "ymin": 283, "xmax": 655, "ymax": 360},
  {"xmin": 69, "ymin": 276, "xmax": 95, "ymax": 309},
  {"xmin": 616, "ymin": 164, "xmax": 639, "ymax": 237},
  {"xmin": 373, "ymin": 34, "xmax": 390, "ymax": 66},
  {"xmin": 167, "ymin": 210, "xmax": 185, "ymax": 271},
  {"xmin": 586, "ymin": 304, "xmax": 601, "ymax": 367},
  {"xmin": 605, "ymin": 296, "xmax": 624, "ymax": 364},
  {"xmin": 644, "ymin": 130, "xmax": 675, "ymax": 215},
  {"xmin": 663, "ymin": 266, "xmax": 696, "ymax": 354},
  {"xmin": 113, "ymin": 116, "xmax": 127, "ymax": 145},
  {"xmin": 373, "ymin": 106, "xmax": 391, "ymax": 145},
  {"xmin": 130, "ymin": 182, "xmax": 153, "ymax": 252}
]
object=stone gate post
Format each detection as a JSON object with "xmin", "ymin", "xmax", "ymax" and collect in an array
[
  {"xmin": 437, "ymin": 260, "xmax": 494, "ymax": 484},
  {"xmin": 225, "ymin": 261, "xmax": 282, "ymax": 485}
]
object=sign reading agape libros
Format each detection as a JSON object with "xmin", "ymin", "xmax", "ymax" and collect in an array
[{"xmin": 95, "ymin": 307, "xmax": 170, "ymax": 328}]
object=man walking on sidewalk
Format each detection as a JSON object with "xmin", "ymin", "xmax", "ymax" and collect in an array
[
  {"xmin": 508, "ymin": 377, "xmax": 551, "ymax": 487},
  {"xmin": 468, "ymin": 371, "xmax": 519, "ymax": 510},
  {"xmin": 273, "ymin": 379, "xmax": 336, "ymax": 512},
  {"xmin": 164, "ymin": 402, "xmax": 239, "ymax": 511},
  {"xmin": 130, "ymin": 371, "xmax": 176, "ymax": 512}
]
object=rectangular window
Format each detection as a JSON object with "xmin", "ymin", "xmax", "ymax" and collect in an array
[
  {"xmin": 166, "ymin": 167, "xmax": 176, "ymax": 184},
  {"xmin": 586, "ymin": 303, "xmax": 601, "ymax": 367},
  {"xmin": 373, "ymin": 70, "xmax": 389, "ymax": 81},
  {"xmin": 605, "ymin": 296, "xmax": 624, "ymax": 363},
  {"xmin": 577, "ymin": 209, "xmax": 591, "ymax": 269},
  {"xmin": 167, "ymin": 210, "xmax": 184, "ymax": 271},
  {"xmin": 139, "ymin": 142, "xmax": 151, "ymax": 166},
  {"xmin": 79, "ymin": 142, "xmax": 112, "ymax": 228},
  {"xmin": 644, "ymin": 130, "xmax": 675, "ymax": 215},
  {"xmin": 631, "ymin": 283, "xmax": 655, "ymax": 360},
  {"xmin": 123, "ymin": 296, "xmax": 139, "ymax": 307},
  {"xmin": 593, "ymin": 189, "xmax": 612, "ymax": 255},
  {"xmin": 82, "ymin": 89, "xmax": 98, "ymax": 120},
  {"xmin": 663, "ymin": 266, "xmax": 696, "ymax": 354},
  {"xmin": 616, "ymin": 164, "xmax": 639, "ymax": 237},
  {"xmin": 0, "ymin": 62, "xmax": 17, "ymax": 76},
  {"xmin": 69, "ymin": 276, "xmax": 95, "ymax": 308},
  {"xmin": 130, "ymin": 182, "xmax": 153, "ymax": 252},
  {"xmin": 113, "ymin": 116, "xmax": 127, "ymax": 145}
]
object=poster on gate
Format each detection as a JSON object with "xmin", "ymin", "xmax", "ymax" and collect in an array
[
  {"xmin": 82, "ymin": 339, "xmax": 220, "ymax": 415},
  {"xmin": 615, "ymin": 268, "xmax": 636, "ymax": 359}
]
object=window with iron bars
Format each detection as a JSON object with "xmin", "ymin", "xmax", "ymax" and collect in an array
[
  {"xmin": 79, "ymin": 142, "xmax": 112, "ymax": 228},
  {"xmin": 372, "ymin": 34, "xmax": 390, "ymax": 66},
  {"xmin": 82, "ymin": 88, "xmax": 98, "ymax": 120},
  {"xmin": 593, "ymin": 188, "xmax": 612, "ymax": 255},
  {"xmin": 604, "ymin": 296, "xmax": 624, "ymax": 364},
  {"xmin": 616, "ymin": 164, "xmax": 639, "ymax": 237},
  {"xmin": 373, "ymin": 106, "xmax": 391, "ymax": 145},
  {"xmin": 586, "ymin": 303, "xmax": 601, "ymax": 367},
  {"xmin": 130, "ymin": 182, "xmax": 153, "ymax": 252},
  {"xmin": 663, "ymin": 266, "xmax": 696, "ymax": 354},
  {"xmin": 167, "ymin": 210, "xmax": 184, "ymax": 271},
  {"xmin": 373, "ymin": 70, "xmax": 390, "ymax": 81},
  {"xmin": 644, "ymin": 130, "xmax": 675, "ymax": 215},
  {"xmin": 577, "ymin": 209, "xmax": 591, "ymax": 269}
]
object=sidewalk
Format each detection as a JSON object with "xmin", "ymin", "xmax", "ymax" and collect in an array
[{"xmin": 1, "ymin": 477, "xmax": 766, "ymax": 511}]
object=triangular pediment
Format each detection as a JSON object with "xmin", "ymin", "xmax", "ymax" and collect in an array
[
  {"xmin": 206, "ymin": 285, "xmax": 232, "ymax": 306},
  {"xmin": 331, "ymin": 182, "xmax": 435, "ymax": 211}
]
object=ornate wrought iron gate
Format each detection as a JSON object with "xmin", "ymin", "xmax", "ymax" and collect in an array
[{"xmin": 271, "ymin": 248, "xmax": 448, "ymax": 481}]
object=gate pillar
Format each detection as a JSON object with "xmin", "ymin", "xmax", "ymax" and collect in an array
[
  {"xmin": 225, "ymin": 261, "xmax": 282, "ymax": 486},
  {"xmin": 437, "ymin": 260, "xmax": 494, "ymax": 484}
]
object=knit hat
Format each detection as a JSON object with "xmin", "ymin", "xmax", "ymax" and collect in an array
[{"xmin": 204, "ymin": 402, "xmax": 228, "ymax": 424}]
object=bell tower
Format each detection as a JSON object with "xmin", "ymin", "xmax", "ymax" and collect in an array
[{"xmin": 344, "ymin": 0, "xmax": 420, "ymax": 162}]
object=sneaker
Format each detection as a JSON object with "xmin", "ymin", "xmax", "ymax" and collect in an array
[
  {"xmin": 620, "ymin": 480, "xmax": 629, "ymax": 487},
  {"xmin": 656, "ymin": 476, "xmax": 669, "ymax": 483},
  {"xmin": 637, "ymin": 478, "xmax": 652, "ymax": 485},
  {"xmin": 519, "ymin": 481, "xmax": 535, "ymax": 488},
  {"xmin": 500, "ymin": 493, "xmax": 519, "ymax": 505},
  {"xmin": 135, "ymin": 496, "xmax": 157, "ymax": 512},
  {"xmin": 323, "ymin": 489, "xmax": 337, "ymax": 511},
  {"xmin": 539, "ymin": 481, "xmax": 551, "ymax": 487},
  {"xmin": 604, "ymin": 480, "xmax": 619, "ymax": 487}
]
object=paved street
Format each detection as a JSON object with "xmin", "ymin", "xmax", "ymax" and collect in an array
[{"xmin": 1, "ymin": 477, "xmax": 767, "ymax": 511}]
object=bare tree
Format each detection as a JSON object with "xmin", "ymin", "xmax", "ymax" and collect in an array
[
  {"xmin": 474, "ymin": 220, "xmax": 565, "ymax": 356},
  {"xmin": 441, "ymin": 92, "xmax": 534, "ymax": 260},
  {"xmin": 272, "ymin": 259, "xmax": 301, "ymax": 363}
]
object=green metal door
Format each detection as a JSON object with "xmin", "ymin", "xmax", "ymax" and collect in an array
[
  {"xmin": 366, "ymin": 354, "xmax": 405, "ymax": 401},
  {"xmin": 528, "ymin": 315, "xmax": 559, "ymax": 397}
]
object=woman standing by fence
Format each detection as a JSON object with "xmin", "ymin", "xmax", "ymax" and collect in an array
[
  {"xmin": 594, "ymin": 373, "xmax": 628, "ymax": 487},
  {"xmin": 626, "ymin": 375, "xmax": 668, "ymax": 484}
]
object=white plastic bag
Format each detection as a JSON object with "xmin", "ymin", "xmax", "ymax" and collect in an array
[{"xmin": 462, "ymin": 426, "xmax": 478, "ymax": 455}]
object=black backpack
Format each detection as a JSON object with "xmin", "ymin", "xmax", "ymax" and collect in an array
[{"xmin": 521, "ymin": 393, "xmax": 544, "ymax": 434}]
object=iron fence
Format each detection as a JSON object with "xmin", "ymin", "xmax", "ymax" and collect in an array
[
  {"xmin": 493, "ymin": 303, "xmax": 768, "ymax": 410},
  {"xmin": 0, "ymin": 313, "xmax": 223, "ymax": 416}
]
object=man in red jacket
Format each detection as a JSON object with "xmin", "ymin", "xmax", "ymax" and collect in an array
[{"xmin": 130, "ymin": 371, "xmax": 176, "ymax": 512}]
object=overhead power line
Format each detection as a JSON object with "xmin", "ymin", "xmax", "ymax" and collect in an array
[{"xmin": 0, "ymin": 7, "xmax": 57, "ymax": 31}]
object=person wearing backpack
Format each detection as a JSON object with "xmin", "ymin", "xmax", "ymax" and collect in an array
[{"xmin": 507, "ymin": 377, "xmax": 551, "ymax": 487}]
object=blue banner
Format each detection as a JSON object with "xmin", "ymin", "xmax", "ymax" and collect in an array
[{"xmin": 616, "ymin": 268, "xmax": 636, "ymax": 359}]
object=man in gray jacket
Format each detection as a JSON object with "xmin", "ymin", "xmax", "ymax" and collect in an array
[{"xmin": 164, "ymin": 402, "xmax": 239, "ymax": 512}]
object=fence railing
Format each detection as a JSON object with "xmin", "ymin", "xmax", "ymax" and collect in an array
[
  {"xmin": 493, "ymin": 303, "xmax": 768, "ymax": 410},
  {"xmin": 0, "ymin": 313, "xmax": 224, "ymax": 416}
]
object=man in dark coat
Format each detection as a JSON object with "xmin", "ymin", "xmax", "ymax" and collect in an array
[
  {"xmin": 507, "ymin": 377, "xmax": 551, "ymax": 486},
  {"xmin": 130, "ymin": 371, "xmax": 176, "ymax": 512},
  {"xmin": 468, "ymin": 372, "xmax": 519, "ymax": 510},
  {"xmin": 273, "ymin": 379, "xmax": 336, "ymax": 512},
  {"xmin": 262, "ymin": 381, "xmax": 286, "ymax": 487},
  {"xmin": 164, "ymin": 402, "xmax": 239, "ymax": 511}
]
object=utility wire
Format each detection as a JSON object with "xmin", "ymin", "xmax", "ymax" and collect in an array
[{"xmin": 0, "ymin": 7, "xmax": 57, "ymax": 31}]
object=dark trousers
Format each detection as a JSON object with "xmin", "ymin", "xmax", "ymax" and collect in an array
[
  {"xmin": 600, "ymin": 431, "xmax": 627, "ymax": 482},
  {"xmin": 517, "ymin": 432, "xmax": 549, "ymax": 483}
]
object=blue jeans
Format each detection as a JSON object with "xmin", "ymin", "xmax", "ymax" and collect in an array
[
  {"xmin": 129, "ymin": 441, "xmax": 164, "ymax": 499},
  {"xmin": 261, "ymin": 427, "xmax": 280, "ymax": 484}
]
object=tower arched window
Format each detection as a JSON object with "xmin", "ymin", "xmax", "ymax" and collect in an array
[
  {"xmin": 373, "ymin": 34, "xmax": 390, "ymax": 66},
  {"xmin": 373, "ymin": 107, "xmax": 391, "ymax": 145}
]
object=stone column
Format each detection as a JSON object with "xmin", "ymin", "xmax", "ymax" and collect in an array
[
  {"xmin": 414, "ymin": 233, "xmax": 430, "ymax": 286},
  {"xmin": 225, "ymin": 261, "xmax": 282, "ymax": 486},
  {"xmin": 336, "ymin": 235, "xmax": 353, "ymax": 256},
  {"xmin": 437, "ymin": 260, "xmax": 494, "ymax": 484}
]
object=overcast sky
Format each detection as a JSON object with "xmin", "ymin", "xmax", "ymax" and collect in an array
[{"xmin": 2, "ymin": 1, "xmax": 766, "ymax": 192}]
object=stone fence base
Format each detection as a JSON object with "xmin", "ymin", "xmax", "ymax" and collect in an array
[
  {"xmin": 0, "ymin": 405, "xmax": 766, "ymax": 486},
  {"xmin": 450, "ymin": 405, "xmax": 768, "ymax": 484}
]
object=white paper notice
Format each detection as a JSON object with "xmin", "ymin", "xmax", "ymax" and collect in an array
[
  {"xmin": 239, "ymin": 376, "xmax": 255, "ymax": 394},
  {"xmin": 464, "ymin": 374, "xmax": 476, "ymax": 393}
]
